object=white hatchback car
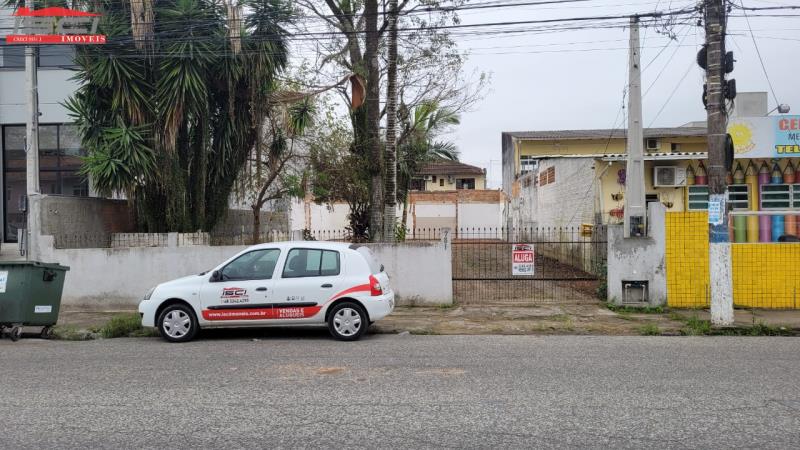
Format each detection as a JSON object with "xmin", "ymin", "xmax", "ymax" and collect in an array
[{"xmin": 138, "ymin": 242, "xmax": 395, "ymax": 342}]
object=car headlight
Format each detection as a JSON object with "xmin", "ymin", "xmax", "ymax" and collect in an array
[{"xmin": 143, "ymin": 286, "xmax": 156, "ymax": 300}]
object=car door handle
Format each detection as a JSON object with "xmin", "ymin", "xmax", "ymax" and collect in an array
[
  {"xmin": 255, "ymin": 287, "xmax": 268, "ymax": 291},
  {"xmin": 321, "ymin": 283, "xmax": 333, "ymax": 288}
]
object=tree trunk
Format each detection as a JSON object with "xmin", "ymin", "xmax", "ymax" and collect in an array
[
  {"xmin": 383, "ymin": 0, "xmax": 398, "ymax": 242},
  {"xmin": 364, "ymin": 0, "xmax": 383, "ymax": 242},
  {"xmin": 252, "ymin": 205, "xmax": 261, "ymax": 245}
]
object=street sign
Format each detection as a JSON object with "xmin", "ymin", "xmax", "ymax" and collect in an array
[{"xmin": 512, "ymin": 244, "xmax": 535, "ymax": 276}]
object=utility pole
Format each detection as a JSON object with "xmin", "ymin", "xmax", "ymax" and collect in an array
[
  {"xmin": 704, "ymin": 0, "xmax": 734, "ymax": 325},
  {"xmin": 24, "ymin": 0, "xmax": 40, "ymax": 260},
  {"xmin": 624, "ymin": 16, "xmax": 646, "ymax": 239}
]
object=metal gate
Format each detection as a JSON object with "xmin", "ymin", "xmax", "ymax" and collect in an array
[{"xmin": 451, "ymin": 227, "xmax": 607, "ymax": 305}]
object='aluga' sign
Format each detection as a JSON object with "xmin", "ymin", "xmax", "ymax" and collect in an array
[{"xmin": 5, "ymin": 7, "xmax": 106, "ymax": 44}]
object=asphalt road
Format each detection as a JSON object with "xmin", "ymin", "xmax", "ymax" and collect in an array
[{"xmin": 2, "ymin": 332, "xmax": 800, "ymax": 449}]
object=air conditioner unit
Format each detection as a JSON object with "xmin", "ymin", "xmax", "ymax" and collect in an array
[
  {"xmin": 653, "ymin": 166, "xmax": 687, "ymax": 187},
  {"xmin": 646, "ymin": 138, "xmax": 661, "ymax": 150},
  {"xmin": 447, "ymin": 176, "xmax": 455, "ymax": 183},
  {"xmin": 423, "ymin": 175, "xmax": 432, "ymax": 181}
]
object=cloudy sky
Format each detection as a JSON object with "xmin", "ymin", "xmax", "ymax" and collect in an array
[{"xmin": 446, "ymin": 0, "xmax": 800, "ymax": 187}]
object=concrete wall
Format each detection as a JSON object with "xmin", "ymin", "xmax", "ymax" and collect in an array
[
  {"xmin": 38, "ymin": 196, "xmax": 135, "ymax": 248},
  {"xmin": 34, "ymin": 234, "xmax": 453, "ymax": 308},
  {"xmin": 607, "ymin": 203, "xmax": 667, "ymax": 306},
  {"xmin": 507, "ymin": 158, "xmax": 596, "ymax": 229},
  {"xmin": 366, "ymin": 239, "xmax": 453, "ymax": 306}
]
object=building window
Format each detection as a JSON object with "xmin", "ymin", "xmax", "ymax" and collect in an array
[
  {"xmin": 439, "ymin": 178, "xmax": 444, "ymax": 187},
  {"xmin": 456, "ymin": 178, "xmax": 475, "ymax": 190},
  {"xmin": 539, "ymin": 166, "xmax": 556, "ymax": 187},
  {"xmin": 687, "ymin": 185, "xmax": 709, "ymax": 211},
  {"xmin": 728, "ymin": 184, "xmax": 750, "ymax": 210},
  {"xmin": 0, "ymin": 43, "xmax": 24, "ymax": 68},
  {"xmin": 794, "ymin": 185, "xmax": 800, "ymax": 209},
  {"xmin": 760, "ymin": 184, "xmax": 792, "ymax": 209},
  {"xmin": 0, "ymin": 44, "xmax": 76, "ymax": 69},
  {"xmin": 520, "ymin": 155, "xmax": 538, "ymax": 175},
  {"xmin": 3, "ymin": 124, "xmax": 88, "ymax": 242}
]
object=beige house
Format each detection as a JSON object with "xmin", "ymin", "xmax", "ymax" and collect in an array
[{"xmin": 411, "ymin": 160, "xmax": 487, "ymax": 191}]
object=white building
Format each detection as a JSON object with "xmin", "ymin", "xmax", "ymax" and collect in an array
[{"xmin": 1, "ymin": 6, "xmax": 84, "ymax": 243}]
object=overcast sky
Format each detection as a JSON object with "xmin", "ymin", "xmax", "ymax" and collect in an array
[{"xmin": 446, "ymin": 0, "xmax": 800, "ymax": 188}]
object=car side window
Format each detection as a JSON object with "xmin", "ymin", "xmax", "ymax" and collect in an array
[
  {"xmin": 221, "ymin": 249, "xmax": 280, "ymax": 281},
  {"xmin": 283, "ymin": 249, "xmax": 340, "ymax": 278}
]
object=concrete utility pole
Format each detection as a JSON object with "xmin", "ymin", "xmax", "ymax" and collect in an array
[
  {"xmin": 704, "ymin": 0, "xmax": 734, "ymax": 325},
  {"xmin": 624, "ymin": 16, "xmax": 646, "ymax": 238},
  {"xmin": 24, "ymin": 0, "xmax": 40, "ymax": 260}
]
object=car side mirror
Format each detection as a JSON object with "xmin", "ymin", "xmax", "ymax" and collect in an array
[
  {"xmin": 210, "ymin": 270, "xmax": 221, "ymax": 282},
  {"xmin": 380, "ymin": 264, "xmax": 385, "ymax": 272}
]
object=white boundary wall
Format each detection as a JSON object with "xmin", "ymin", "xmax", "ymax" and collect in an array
[{"xmin": 34, "ymin": 234, "xmax": 453, "ymax": 308}]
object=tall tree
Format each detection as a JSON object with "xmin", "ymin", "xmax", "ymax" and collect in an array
[
  {"xmin": 397, "ymin": 102, "xmax": 460, "ymax": 229},
  {"xmin": 383, "ymin": 0, "xmax": 399, "ymax": 242},
  {"xmin": 363, "ymin": 0, "xmax": 383, "ymax": 241},
  {"xmin": 295, "ymin": 0, "xmax": 484, "ymax": 239},
  {"xmin": 63, "ymin": 0, "xmax": 292, "ymax": 231}
]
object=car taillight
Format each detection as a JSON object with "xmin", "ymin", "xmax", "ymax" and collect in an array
[{"xmin": 369, "ymin": 275, "xmax": 383, "ymax": 296}]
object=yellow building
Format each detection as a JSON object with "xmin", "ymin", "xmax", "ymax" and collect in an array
[
  {"xmin": 501, "ymin": 117, "xmax": 800, "ymax": 309},
  {"xmin": 502, "ymin": 126, "xmax": 710, "ymax": 226},
  {"xmin": 412, "ymin": 160, "xmax": 487, "ymax": 192}
]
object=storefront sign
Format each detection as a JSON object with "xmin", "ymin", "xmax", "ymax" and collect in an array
[
  {"xmin": 5, "ymin": 7, "xmax": 106, "ymax": 44},
  {"xmin": 728, "ymin": 115, "xmax": 800, "ymax": 159},
  {"xmin": 512, "ymin": 244, "xmax": 535, "ymax": 276}
]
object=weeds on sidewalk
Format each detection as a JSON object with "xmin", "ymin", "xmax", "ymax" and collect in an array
[
  {"xmin": 670, "ymin": 314, "xmax": 795, "ymax": 336},
  {"xmin": 605, "ymin": 303, "xmax": 665, "ymax": 314},
  {"xmin": 54, "ymin": 313, "xmax": 157, "ymax": 340},
  {"xmin": 97, "ymin": 313, "xmax": 157, "ymax": 338},
  {"xmin": 638, "ymin": 323, "xmax": 661, "ymax": 336}
]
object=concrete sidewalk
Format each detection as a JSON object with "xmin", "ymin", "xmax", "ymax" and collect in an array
[{"xmin": 56, "ymin": 303, "xmax": 800, "ymax": 336}]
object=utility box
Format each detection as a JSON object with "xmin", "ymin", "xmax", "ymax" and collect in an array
[{"xmin": 0, "ymin": 261, "xmax": 70, "ymax": 341}]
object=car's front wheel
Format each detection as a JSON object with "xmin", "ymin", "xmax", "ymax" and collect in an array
[
  {"xmin": 328, "ymin": 302, "xmax": 367, "ymax": 341},
  {"xmin": 157, "ymin": 304, "xmax": 198, "ymax": 343}
]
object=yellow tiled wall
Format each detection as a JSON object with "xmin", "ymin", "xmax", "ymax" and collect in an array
[
  {"xmin": 732, "ymin": 244, "xmax": 800, "ymax": 309},
  {"xmin": 665, "ymin": 212, "xmax": 710, "ymax": 308},
  {"xmin": 665, "ymin": 212, "xmax": 800, "ymax": 309}
]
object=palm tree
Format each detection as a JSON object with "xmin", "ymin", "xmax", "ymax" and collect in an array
[
  {"xmin": 397, "ymin": 102, "xmax": 461, "ymax": 232},
  {"xmin": 64, "ymin": 0, "xmax": 292, "ymax": 232}
]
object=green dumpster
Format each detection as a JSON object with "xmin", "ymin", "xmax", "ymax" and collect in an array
[{"xmin": 0, "ymin": 261, "xmax": 70, "ymax": 341}]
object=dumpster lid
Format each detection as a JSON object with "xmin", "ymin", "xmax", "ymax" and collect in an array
[{"xmin": 0, "ymin": 261, "xmax": 70, "ymax": 271}]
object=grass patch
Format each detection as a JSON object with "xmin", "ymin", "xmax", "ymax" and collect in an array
[
  {"xmin": 97, "ymin": 313, "xmax": 152, "ymax": 339},
  {"xmin": 680, "ymin": 315, "xmax": 711, "ymax": 336},
  {"xmin": 638, "ymin": 323, "xmax": 661, "ymax": 336},
  {"xmin": 605, "ymin": 303, "xmax": 665, "ymax": 314},
  {"xmin": 437, "ymin": 303, "xmax": 457, "ymax": 310}
]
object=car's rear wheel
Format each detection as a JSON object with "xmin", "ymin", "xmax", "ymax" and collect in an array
[
  {"xmin": 328, "ymin": 302, "xmax": 367, "ymax": 341},
  {"xmin": 157, "ymin": 304, "xmax": 198, "ymax": 343}
]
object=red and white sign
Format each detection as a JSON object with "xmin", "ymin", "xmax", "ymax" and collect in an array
[
  {"xmin": 5, "ymin": 7, "xmax": 106, "ymax": 45},
  {"xmin": 512, "ymin": 244, "xmax": 535, "ymax": 276}
]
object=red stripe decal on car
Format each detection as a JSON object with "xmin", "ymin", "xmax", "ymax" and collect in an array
[
  {"xmin": 202, "ymin": 306, "xmax": 322, "ymax": 321},
  {"xmin": 324, "ymin": 284, "xmax": 371, "ymax": 305}
]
